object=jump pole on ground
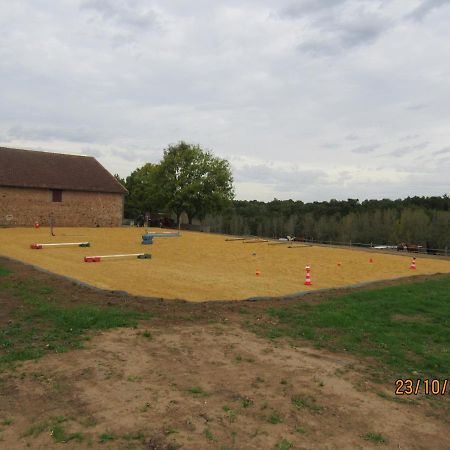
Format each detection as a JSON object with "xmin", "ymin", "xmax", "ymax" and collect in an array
[
  {"xmin": 31, "ymin": 242, "xmax": 90, "ymax": 249},
  {"xmin": 84, "ymin": 253, "xmax": 151, "ymax": 262}
]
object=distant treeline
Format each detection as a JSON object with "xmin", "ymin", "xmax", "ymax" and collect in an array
[{"xmin": 205, "ymin": 196, "xmax": 450, "ymax": 250}]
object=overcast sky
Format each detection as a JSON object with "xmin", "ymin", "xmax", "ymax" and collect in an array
[{"xmin": 1, "ymin": 0, "xmax": 450, "ymax": 202}]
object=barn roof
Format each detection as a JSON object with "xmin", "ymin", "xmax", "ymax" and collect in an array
[{"xmin": 0, "ymin": 147, "xmax": 127, "ymax": 194}]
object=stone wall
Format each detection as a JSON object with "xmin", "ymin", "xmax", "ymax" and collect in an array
[{"xmin": 0, "ymin": 186, "xmax": 124, "ymax": 227}]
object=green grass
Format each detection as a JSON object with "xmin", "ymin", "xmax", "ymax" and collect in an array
[
  {"xmin": 362, "ymin": 432, "xmax": 388, "ymax": 444},
  {"xmin": 267, "ymin": 411, "xmax": 282, "ymax": 424},
  {"xmin": 203, "ymin": 428, "xmax": 216, "ymax": 441},
  {"xmin": 99, "ymin": 432, "xmax": 117, "ymax": 443},
  {"xmin": 291, "ymin": 394, "xmax": 323, "ymax": 412},
  {"xmin": 0, "ymin": 275, "xmax": 149, "ymax": 367},
  {"xmin": 0, "ymin": 267, "xmax": 11, "ymax": 277},
  {"xmin": 275, "ymin": 439, "xmax": 294, "ymax": 450},
  {"xmin": 141, "ymin": 330, "xmax": 153, "ymax": 339},
  {"xmin": 241, "ymin": 397, "xmax": 254, "ymax": 408},
  {"xmin": 188, "ymin": 386, "xmax": 208, "ymax": 396},
  {"xmin": 249, "ymin": 275, "xmax": 450, "ymax": 378},
  {"xmin": 23, "ymin": 416, "xmax": 82, "ymax": 443}
]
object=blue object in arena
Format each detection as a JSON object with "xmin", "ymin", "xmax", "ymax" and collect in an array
[{"xmin": 141, "ymin": 235, "xmax": 154, "ymax": 245}]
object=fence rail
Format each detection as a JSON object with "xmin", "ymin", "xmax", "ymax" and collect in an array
[{"xmin": 298, "ymin": 238, "xmax": 449, "ymax": 257}]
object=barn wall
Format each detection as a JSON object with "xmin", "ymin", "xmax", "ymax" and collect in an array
[{"xmin": 0, "ymin": 186, "xmax": 124, "ymax": 227}]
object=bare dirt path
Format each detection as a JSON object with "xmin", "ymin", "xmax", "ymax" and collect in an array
[{"xmin": 1, "ymin": 323, "xmax": 449, "ymax": 450}]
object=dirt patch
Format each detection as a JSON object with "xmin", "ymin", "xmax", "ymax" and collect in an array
[
  {"xmin": 1, "ymin": 227, "xmax": 450, "ymax": 301},
  {"xmin": 1, "ymin": 324, "xmax": 449, "ymax": 449},
  {"xmin": 1, "ymin": 258, "xmax": 449, "ymax": 449}
]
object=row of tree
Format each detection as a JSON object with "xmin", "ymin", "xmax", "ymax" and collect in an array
[
  {"xmin": 117, "ymin": 142, "xmax": 449, "ymax": 249},
  {"xmin": 206, "ymin": 201, "xmax": 450, "ymax": 250}
]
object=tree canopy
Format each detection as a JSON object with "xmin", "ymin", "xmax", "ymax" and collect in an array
[
  {"xmin": 120, "ymin": 142, "xmax": 234, "ymax": 224},
  {"xmin": 158, "ymin": 142, "xmax": 234, "ymax": 224}
]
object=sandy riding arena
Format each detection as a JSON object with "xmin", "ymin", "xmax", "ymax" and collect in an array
[{"xmin": 1, "ymin": 227, "xmax": 450, "ymax": 301}]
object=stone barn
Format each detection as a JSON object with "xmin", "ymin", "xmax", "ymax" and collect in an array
[{"xmin": 0, "ymin": 147, "xmax": 127, "ymax": 227}]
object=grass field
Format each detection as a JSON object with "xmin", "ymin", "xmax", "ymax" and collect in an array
[
  {"xmin": 0, "ymin": 258, "xmax": 449, "ymax": 449},
  {"xmin": 1, "ymin": 227, "xmax": 450, "ymax": 301}
]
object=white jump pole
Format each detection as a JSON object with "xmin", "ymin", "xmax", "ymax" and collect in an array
[
  {"xmin": 31, "ymin": 242, "xmax": 90, "ymax": 249},
  {"xmin": 84, "ymin": 253, "xmax": 151, "ymax": 262}
]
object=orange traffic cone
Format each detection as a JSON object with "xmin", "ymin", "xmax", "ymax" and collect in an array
[
  {"xmin": 410, "ymin": 257, "xmax": 416, "ymax": 270},
  {"xmin": 369, "ymin": 258, "xmax": 373, "ymax": 263},
  {"xmin": 304, "ymin": 265, "xmax": 312, "ymax": 286},
  {"xmin": 255, "ymin": 269, "xmax": 261, "ymax": 276}
]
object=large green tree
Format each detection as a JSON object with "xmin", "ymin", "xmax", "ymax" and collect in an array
[
  {"xmin": 158, "ymin": 142, "xmax": 234, "ymax": 224},
  {"xmin": 121, "ymin": 163, "xmax": 164, "ymax": 219}
]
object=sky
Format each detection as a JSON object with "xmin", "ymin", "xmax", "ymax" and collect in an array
[{"xmin": 1, "ymin": 0, "xmax": 450, "ymax": 202}]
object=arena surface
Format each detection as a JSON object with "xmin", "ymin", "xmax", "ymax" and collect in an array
[{"xmin": 1, "ymin": 227, "xmax": 450, "ymax": 301}]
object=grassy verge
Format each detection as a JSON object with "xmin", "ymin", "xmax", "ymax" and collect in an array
[
  {"xmin": 246, "ymin": 276, "xmax": 450, "ymax": 379},
  {"xmin": 0, "ymin": 265, "xmax": 149, "ymax": 368}
]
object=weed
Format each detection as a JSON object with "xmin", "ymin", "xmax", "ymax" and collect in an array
[
  {"xmin": 188, "ymin": 386, "xmax": 208, "ymax": 396},
  {"xmin": 24, "ymin": 421, "xmax": 49, "ymax": 437},
  {"xmin": 222, "ymin": 405, "xmax": 236, "ymax": 422},
  {"xmin": 99, "ymin": 432, "xmax": 117, "ymax": 443},
  {"xmin": 141, "ymin": 330, "xmax": 153, "ymax": 339},
  {"xmin": 203, "ymin": 428, "xmax": 216, "ymax": 441},
  {"xmin": 1, "ymin": 419, "xmax": 12, "ymax": 426},
  {"xmin": 275, "ymin": 439, "xmax": 294, "ymax": 450},
  {"xmin": 163, "ymin": 426, "xmax": 178, "ymax": 435},
  {"xmin": 295, "ymin": 425, "xmax": 306, "ymax": 433},
  {"xmin": 127, "ymin": 375, "xmax": 141, "ymax": 382},
  {"xmin": 51, "ymin": 423, "xmax": 83, "ymax": 443},
  {"xmin": 362, "ymin": 432, "xmax": 388, "ymax": 444},
  {"xmin": 280, "ymin": 379, "xmax": 288, "ymax": 385},
  {"xmin": 235, "ymin": 354, "xmax": 242, "ymax": 363},
  {"xmin": 267, "ymin": 411, "xmax": 282, "ymax": 424},
  {"xmin": 141, "ymin": 402, "xmax": 151, "ymax": 412},
  {"xmin": 241, "ymin": 397, "xmax": 254, "ymax": 408},
  {"xmin": 122, "ymin": 431, "xmax": 145, "ymax": 441},
  {"xmin": 291, "ymin": 394, "xmax": 323, "ymax": 412}
]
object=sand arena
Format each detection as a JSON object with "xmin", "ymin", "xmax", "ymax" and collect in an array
[{"xmin": 1, "ymin": 227, "xmax": 450, "ymax": 301}]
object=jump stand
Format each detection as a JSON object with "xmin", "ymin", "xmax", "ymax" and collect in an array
[
  {"xmin": 31, "ymin": 242, "xmax": 90, "ymax": 249},
  {"xmin": 84, "ymin": 253, "xmax": 151, "ymax": 262}
]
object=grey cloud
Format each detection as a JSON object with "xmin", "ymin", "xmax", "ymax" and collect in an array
[
  {"xmin": 399, "ymin": 134, "xmax": 421, "ymax": 141},
  {"xmin": 8, "ymin": 125, "xmax": 101, "ymax": 144},
  {"xmin": 234, "ymin": 164, "xmax": 327, "ymax": 192},
  {"xmin": 388, "ymin": 141, "xmax": 429, "ymax": 157},
  {"xmin": 345, "ymin": 134, "xmax": 359, "ymax": 141},
  {"xmin": 82, "ymin": 147, "xmax": 104, "ymax": 158},
  {"xmin": 408, "ymin": 0, "xmax": 450, "ymax": 21},
  {"xmin": 405, "ymin": 103, "xmax": 429, "ymax": 111},
  {"xmin": 280, "ymin": 0, "xmax": 347, "ymax": 19},
  {"xmin": 432, "ymin": 146, "xmax": 450, "ymax": 156},
  {"xmin": 338, "ymin": 18, "xmax": 390, "ymax": 48},
  {"xmin": 351, "ymin": 144, "xmax": 379, "ymax": 154},
  {"xmin": 81, "ymin": 0, "xmax": 159, "ymax": 30},
  {"xmin": 298, "ymin": 13, "xmax": 391, "ymax": 55}
]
